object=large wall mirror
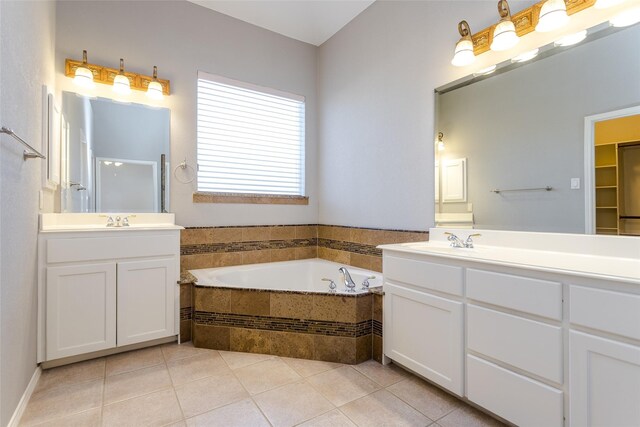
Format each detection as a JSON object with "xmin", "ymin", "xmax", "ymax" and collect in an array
[
  {"xmin": 435, "ymin": 22, "xmax": 640, "ymax": 236},
  {"xmin": 60, "ymin": 92, "xmax": 171, "ymax": 213}
]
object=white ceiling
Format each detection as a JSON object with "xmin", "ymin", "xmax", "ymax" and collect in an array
[{"xmin": 188, "ymin": 0, "xmax": 375, "ymax": 46}]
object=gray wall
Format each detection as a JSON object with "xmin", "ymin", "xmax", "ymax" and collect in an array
[
  {"xmin": 317, "ymin": 1, "xmax": 538, "ymax": 230},
  {"xmin": 56, "ymin": 0, "xmax": 319, "ymax": 227},
  {"xmin": 0, "ymin": 1, "xmax": 56, "ymax": 425},
  {"xmin": 437, "ymin": 26, "xmax": 640, "ymax": 233}
]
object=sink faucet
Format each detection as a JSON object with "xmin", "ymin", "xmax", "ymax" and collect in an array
[
  {"xmin": 445, "ymin": 232, "xmax": 481, "ymax": 248},
  {"xmin": 338, "ymin": 267, "xmax": 357, "ymax": 292}
]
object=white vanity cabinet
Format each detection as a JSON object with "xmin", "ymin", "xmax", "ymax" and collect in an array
[
  {"xmin": 38, "ymin": 225, "xmax": 181, "ymax": 364},
  {"xmin": 381, "ymin": 238, "xmax": 640, "ymax": 427},
  {"xmin": 383, "ymin": 255, "xmax": 464, "ymax": 396}
]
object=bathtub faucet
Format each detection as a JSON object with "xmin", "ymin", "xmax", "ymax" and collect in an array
[{"xmin": 339, "ymin": 267, "xmax": 357, "ymax": 292}]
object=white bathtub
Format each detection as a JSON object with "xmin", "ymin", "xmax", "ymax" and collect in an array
[{"xmin": 189, "ymin": 259, "xmax": 383, "ymax": 294}]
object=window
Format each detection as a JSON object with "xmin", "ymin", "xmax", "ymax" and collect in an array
[{"xmin": 196, "ymin": 72, "xmax": 305, "ymax": 197}]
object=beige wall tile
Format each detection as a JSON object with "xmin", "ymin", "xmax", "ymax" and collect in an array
[
  {"xmin": 330, "ymin": 226, "xmax": 350, "ymax": 242},
  {"xmin": 356, "ymin": 295, "xmax": 372, "ymax": 323},
  {"xmin": 373, "ymin": 294, "xmax": 383, "ymax": 323},
  {"xmin": 400, "ymin": 232, "xmax": 429, "ymax": 243},
  {"xmin": 317, "ymin": 225, "xmax": 332, "ymax": 239},
  {"xmin": 295, "ymin": 225, "xmax": 317, "ymax": 239},
  {"xmin": 296, "ymin": 246, "xmax": 317, "ymax": 259},
  {"xmin": 181, "ymin": 254, "xmax": 213, "ymax": 271},
  {"xmin": 181, "ymin": 228, "xmax": 212, "ymax": 245},
  {"xmin": 242, "ymin": 250, "xmax": 271, "ymax": 265},
  {"xmin": 229, "ymin": 290, "xmax": 270, "ymax": 316},
  {"xmin": 242, "ymin": 227, "xmax": 271, "ymax": 242},
  {"xmin": 373, "ymin": 335, "xmax": 383, "ymax": 364},
  {"xmin": 270, "ymin": 332, "xmax": 314, "ymax": 359},
  {"xmin": 318, "ymin": 247, "xmax": 350, "ymax": 264},
  {"xmin": 192, "ymin": 324, "xmax": 230, "ymax": 351},
  {"xmin": 350, "ymin": 253, "xmax": 372, "ymax": 270},
  {"xmin": 270, "ymin": 248, "xmax": 296, "ymax": 262},
  {"xmin": 210, "ymin": 227, "xmax": 243, "ymax": 243},
  {"xmin": 229, "ymin": 328, "xmax": 272, "ymax": 354},
  {"xmin": 180, "ymin": 320, "xmax": 192, "ymax": 342},
  {"xmin": 194, "ymin": 287, "xmax": 230, "ymax": 313},
  {"xmin": 311, "ymin": 295, "xmax": 356, "ymax": 323},
  {"xmin": 270, "ymin": 293, "xmax": 313, "ymax": 319},
  {"xmin": 180, "ymin": 284, "xmax": 192, "ymax": 309},
  {"xmin": 356, "ymin": 335, "xmax": 372, "ymax": 364},
  {"xmin": 270, "ymin": 226, "xmax": 296, "ymax": 240},
  {"xmin": 371, "ymin": 256, "xmax": 383, "ymax": 273},
  {"xmin": 211, "ymin": 252, "xmax": 243, "ymax": 268}
]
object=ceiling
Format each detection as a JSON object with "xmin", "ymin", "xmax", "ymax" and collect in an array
[{"xmin": 188, "ymin": 0, "xmax": 376, "ymax": 46}]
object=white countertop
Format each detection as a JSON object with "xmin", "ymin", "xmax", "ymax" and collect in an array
[
  {"xmin": 379, "ymin": 228, "xmax": 640, "ymax": 285},
  {"xmin": 39, "ymin": 213, "xmax": 183, "ymax": 233}
]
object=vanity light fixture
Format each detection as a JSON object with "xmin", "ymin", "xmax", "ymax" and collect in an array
[
  {"xmin": 112, "ymin": 58, "xmax": 132, "ymax": 96},
  {"xmin": 554, "ymin": 30, "xmax": 588, "ymax": 46},
  {"xmin": 436, "ymin": 132, "xmax": 445, "ymax": 151},
  {"xmin": 595, "ymin": 0, "xmax": 626, "ymax": 9},
  {"xmin": 511, "ymin": 48, "xmax": 540, "ymax": 63},
  {"xmin": 473, "ymin": 64, "xmax": 497, "ymax": 77},
  {"xmin": 490, "ymin": 0, "xmax": 520, "ymax": 52},
  {"xmin": 73, "ymin": 50, "xmax": 95, "ymax": 89},
  {"xmin": 609, "ymin": 6, "xmax": 640, "ymax": 27},
  {"xmin": 146, "ymin": 66, "xmax": 164, "ymax": 100},
  {"xmin": 535, "ymin": 0, "xmax": 569, "ymax": 33},
  {"xmin": 451, "ymin": 21, "xmax": 476, "ymax": 67}
]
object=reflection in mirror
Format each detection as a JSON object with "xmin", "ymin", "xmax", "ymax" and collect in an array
[
  {"xmin": 435, "ymin": 23, "xmax": 640, "ymax": 235},
  {"xmin": 61, "ymin": 92, "xmax": 170, "ymax": 213}
]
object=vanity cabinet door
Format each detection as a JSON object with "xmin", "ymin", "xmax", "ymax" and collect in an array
[
  {"xmin": 384, "ymin": 282, "xmax": 464, "ymax": 396},
  {"xmin": 46, "ymin": 262, "xmax": 117, "ymax": 360},
  {"xmin": 570, "ymin": 331, "xmax": 640, "ymax": 427},
  {"xmin": 117, "ymin": 258, "xmax": 176, "ymax": 346}
]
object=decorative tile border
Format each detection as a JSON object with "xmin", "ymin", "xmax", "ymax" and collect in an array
[
  {"xmin": 181, "ymin": 238, "xmax": 317, "ymax": 256},
  {"xmin": 180, "ymin": 307, "xmax": 192, "ymax": 321},
  {"xmin": 194, "ymin": 311, "xmax": 372, "ymax": 338},
  {"xmin": 373, "ymin": 319, "xmax": 383, "ymax": 337},
  {"xmin": 179, "ymin": 223, "xmax": 429, "ymax": 273}
]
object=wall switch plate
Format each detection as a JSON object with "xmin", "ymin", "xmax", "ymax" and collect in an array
[
  {"xmin": 571, "ymin": 178, "xmax": 580, "ymax": 190},
  {"xmin": 467, "ymin": 203, "xmax": 473, "ymax": 212}
]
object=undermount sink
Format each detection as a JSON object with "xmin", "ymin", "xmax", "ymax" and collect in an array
[{"xmin": 40, "ymin": 213, "xmax": 181, "ymax": 232}]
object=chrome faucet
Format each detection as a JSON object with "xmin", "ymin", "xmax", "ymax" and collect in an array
[
  {"xmin": 338, "ymin": 267, "xmax": 357, "ymax": 292},
  {"xmin": 445, "ymin": 232, "xmax": 481, "ymax": 248}
]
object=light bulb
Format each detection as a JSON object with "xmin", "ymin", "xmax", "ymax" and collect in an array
[
  {"xmin": 491, "ymin": 0, "xmax": 520, "ymax": 52},
  {"xmin": 146, "ymin": 66, "xmax": 164, "ymax": 100},
  {"xmin": 595, "ymin": 0, "xmax": 626, "ymax": 9},
  {"xmin": 610, "ymin": 6, "xmax": 640, "ymax": 27},
  {"xmin": 536, "ymin": 0, "xmax": 569, "ymax": 33},
  {"xmin": 451, "ymin": 21, "xmax": 476, "ymax": 67},
  {"xmin": 473, "ymin": 65, "xmax": 497, "ymax": 77},
  {"xmin": 512, "ymin": 48, "xmax": 539, "ymax": 63},
  {"xmin": 554, "ymin": 30, "xmax": 587, "ymax": 46},
  {"xmin": 73, "ymin": 50, "xmax": 95, "ymax": 89},
  {"xmin": 112, "ymin": 58, "xmax": 131, "ymax": 96}
]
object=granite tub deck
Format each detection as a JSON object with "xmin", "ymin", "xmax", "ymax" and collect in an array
[{"xmin": 187, "ymin": 285, "xmax": 384, "ymax": 365}]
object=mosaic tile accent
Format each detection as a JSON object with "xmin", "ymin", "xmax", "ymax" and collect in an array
[
  {"xmin": 181, "ymin": 238, "xmax": 317, "ymax": 256},
  {"xmin": 194, "ymin": 311, "xmax": 372, "ymax": 338},
  {"xmin": 317, "ymin": 238, "xmax": 381, "ymax": 257},
  {"xmin": 180, "ymin": 307, "xmax": 192, "ymax": 321},
  {"xmin": 373, "ymin": 319, "xmax": 383, "ymax": 337}
]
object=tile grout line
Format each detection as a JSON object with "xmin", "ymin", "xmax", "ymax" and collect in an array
[{"xmin": 160, "ymin": 345, "xmax": 189, "ymax": 424}]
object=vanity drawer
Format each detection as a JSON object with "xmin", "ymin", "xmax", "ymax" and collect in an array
[
  {"xmin": 467, "ymin": 355, "xmax": 563, "ymax": 427},
  {"xmin": 47, "ymin": 235, "xmax": 179, "ymax": 264},
  {"xmin": 384, "ymin": 255, "xmax": 463, "ymax": 296},
  {"xmin": 570, "ymin": 285, "xmax": 640, "ymax": 340},
  {"xmin": 466, "ymin": 269, "xmax": 562, "ymax": 320},
  {"xmin": 467, "ymin": 304, "xmax": 563, "ymax": 383}
]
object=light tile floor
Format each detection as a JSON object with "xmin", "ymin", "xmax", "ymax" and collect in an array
[{"xmin": 20, "ymin": 343, "xmax": 506, "ymax": 427}]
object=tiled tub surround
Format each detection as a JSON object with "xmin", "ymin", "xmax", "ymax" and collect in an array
[
  {"xmin": 192, "ymin": 286, "xmax": 374, "ymax": 364},
  {"xmin": 180, "ymin": 224, "xmax": 429, "ymax": 273}
]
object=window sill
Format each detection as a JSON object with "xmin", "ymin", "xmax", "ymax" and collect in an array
[{"xmin": 193, "ymin": 192, "xmax": 309, "ymax": 205}]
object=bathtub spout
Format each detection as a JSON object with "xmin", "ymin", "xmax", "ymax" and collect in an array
[{"xmin": 339, "ymin": 267, "xmax": 357, "ymax": 292}]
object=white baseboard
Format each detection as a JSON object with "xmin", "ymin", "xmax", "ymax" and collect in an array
[{"xmin": 7, "ymin": 366, "xmax": 41, "ymax": 427}]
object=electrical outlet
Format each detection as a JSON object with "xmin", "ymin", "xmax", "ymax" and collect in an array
[{"xmin": 571, "ymin": 178, "xmax": 580, "ymax": 190}]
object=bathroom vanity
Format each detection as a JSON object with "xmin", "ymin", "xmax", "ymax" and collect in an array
[
  {"xmin": 37, "ymin": 213, "xmax": 182, "ymax": 367},
  {"xmin": 381, "ymin": 229, "xmax": 640, "ymax": 427}
]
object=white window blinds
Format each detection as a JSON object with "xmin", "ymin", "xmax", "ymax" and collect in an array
[{"xmin": 196, "ymin": 72, "xmax": 306, "ymax": 196}]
